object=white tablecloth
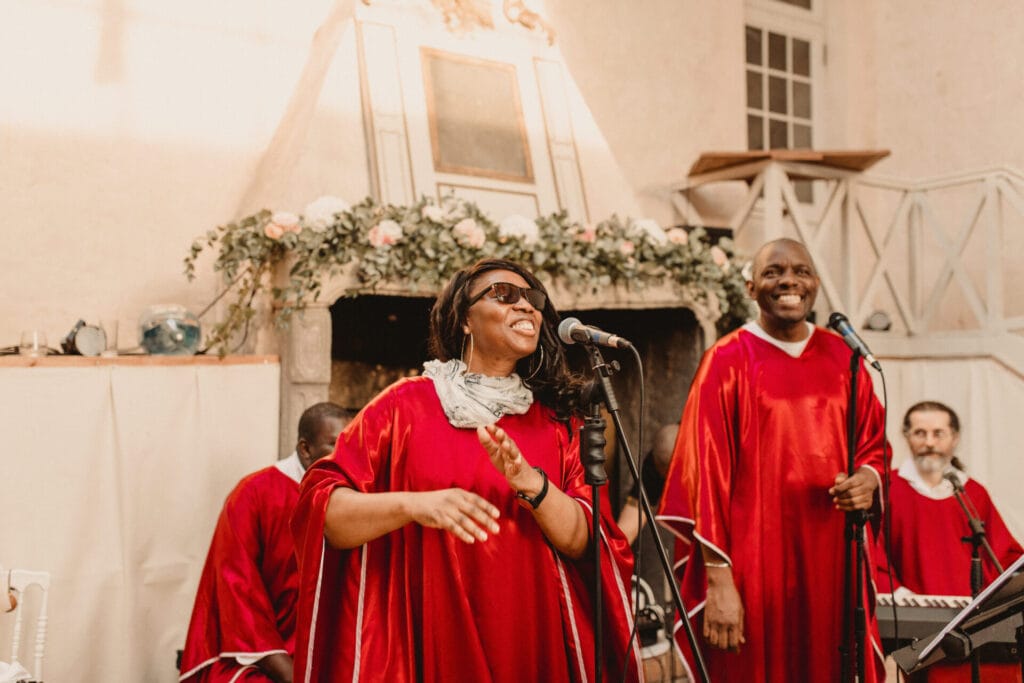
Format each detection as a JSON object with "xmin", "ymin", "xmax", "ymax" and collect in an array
[{"xmin": 0, "ymin": 357, "xmax": 280, "ymax": 682}]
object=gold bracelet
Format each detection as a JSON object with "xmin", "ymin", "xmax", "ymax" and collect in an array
[{"xmin": 704, "ymin": 560, "xmax": 730, "ymax": 568}]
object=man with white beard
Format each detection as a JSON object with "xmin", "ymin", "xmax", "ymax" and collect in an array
[{"xmin": 877, "ymin": 400, "xmax": 1023, "ymax": 681}]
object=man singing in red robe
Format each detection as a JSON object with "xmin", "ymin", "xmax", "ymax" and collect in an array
[
  {"xmin": 658, "ymin": 238, "xmax": 887, "ymax": 682},
  {"xmin": 876, "ymin": 400, "xmax": 1023, "ymax": 682},
  {"xmin": 179, "ymin": 403, "xmax": 351, "ymax": 683}
]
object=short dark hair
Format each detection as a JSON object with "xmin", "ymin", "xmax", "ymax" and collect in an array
[
  {"xmin": 427, "ymin": 258, "xmax": 583, "ymax": 419},
  {"xmin": 902, "ymin": 400, "xmax": 961, "ymax": 434},
  {"xmin": 297, "ymin": 402, "xmax": 354, "ymax": 444}
]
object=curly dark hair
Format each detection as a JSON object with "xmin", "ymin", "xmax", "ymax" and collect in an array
[{"xmin": 428, "ymin": 258, "xmax": 584, "ymax": 420}]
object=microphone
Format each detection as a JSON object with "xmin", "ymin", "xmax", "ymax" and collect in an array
[
  {"xmin": 827, "ymin": 312, "xmax": 881, "ymax": 371},
  {"xmin": 557, "ymin": 317, "xmax": 633, "ymax": 350},
  {"xmin": 943, "ymin": 468, "xmax": 964, "ymax": 492}
]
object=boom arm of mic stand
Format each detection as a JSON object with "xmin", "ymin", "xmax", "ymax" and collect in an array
[
  {"xmin": 951, "ymin": 487, "xmax": 1005, "ymax": 575},
  {"xmin": 580, "ymin": 344, "xmax": 710, "ymax": 683}
]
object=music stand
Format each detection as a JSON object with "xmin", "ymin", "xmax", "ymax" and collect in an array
[{"xmin": 893, "ymin": 554, "xmax": 1024, "ymax": 678}]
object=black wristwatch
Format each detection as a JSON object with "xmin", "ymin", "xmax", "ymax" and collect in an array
[{"xmin": 516, "ymin": 466, "xmax": 549, "ymax": 510}]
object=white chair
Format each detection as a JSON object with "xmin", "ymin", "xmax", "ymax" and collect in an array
[{"xmin": 7, "ymin": 570, "xmax": 49, "ymax": 683}]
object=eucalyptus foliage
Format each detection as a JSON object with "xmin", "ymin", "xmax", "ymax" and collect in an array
[{"xmin": 185, "ymin": 195, "xmax": 752, "ymax": 355}]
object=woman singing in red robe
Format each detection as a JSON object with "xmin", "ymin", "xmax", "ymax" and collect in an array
[{"xmin": 291, "ymin": 258, "xmax": 643, "ymax": 682}]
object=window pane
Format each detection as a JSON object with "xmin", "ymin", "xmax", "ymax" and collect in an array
[
  {"xmin": 745, "ymin": 26, "xmax": 762, "ymax": 65},
  {"xmin": 746, "ymin": 70, "xmax": 763, "ymax": 108},
  {"xmin": 769, "ymin": 118, "xmax": 788, "ymax": 148},
  {"xmin": 748, "ymin": 115, "xmax": 764, "ymax": 150},
  {"xmin": 793, "ymin": 123, "xmax": 812, "ymax": 149},
  {"xmin": 778, "ymin": 0, "xmax": 812, "ymax": 9},
  {"xmin": 793, "ymin": 81, "xmax": 811, "ymax": 118},
  {"xmin": 793, "ymin": 39, "xmax": 811, "ymax": 76},
  {"xmin": 769, "ymin": 76, "xmax": 787, "ymax": 114},
  {"xmin": 768, "ymin": 32, "xmax": 787, "ymax": 70}
]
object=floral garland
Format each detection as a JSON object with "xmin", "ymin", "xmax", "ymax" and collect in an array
[{"xmin": 184, "ymin": 195, "xmax": 753, "ymax": 355}]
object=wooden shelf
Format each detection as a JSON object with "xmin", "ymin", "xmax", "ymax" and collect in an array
[
  {"xmin": 0, "ymin": 354, "xmax": 278, "ymax": 368},
  {"xmin": 688, "ymin": 148, "xmax": 891, "ymax": 177}
]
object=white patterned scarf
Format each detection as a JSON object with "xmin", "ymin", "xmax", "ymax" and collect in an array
[{"xmin": 423, "ymin": 359, "xmax": 534, "ymax": 428}]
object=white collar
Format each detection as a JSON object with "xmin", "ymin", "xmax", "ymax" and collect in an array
[
  {"xmin": 743, "ymin": 320, "xmax": 815, "ymax": 357},
  {"xmin": 274, "ymin": 451, "xmax": 305, "ymax": 485},
  {"xmin": 898, "ymin": 456, "xmax": 970, "ymax": 500}
]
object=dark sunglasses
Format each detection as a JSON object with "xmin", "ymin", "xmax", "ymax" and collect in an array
[{"xmin": 468, "ymin": 282, "xmax": 547, "ymax": 310}]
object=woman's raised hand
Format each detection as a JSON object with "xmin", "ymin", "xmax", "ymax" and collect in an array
[{"xmin": 477, "ymin": 424, "xmax": 542, "ymax": 494}]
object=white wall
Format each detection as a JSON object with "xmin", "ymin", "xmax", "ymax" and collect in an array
[
  {"xmin": 0, "ymin": 0, "xmax": 370, "ymax": 350},
  {"xmin": 866, "ymin": 0, "xmax": 1024, "ymax": 176},
  {"xmin": 546, "ymin": 0, "xmax": 746, "ymax": 225}
]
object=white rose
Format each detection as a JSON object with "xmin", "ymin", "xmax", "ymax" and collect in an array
[
  {"xmin": 421, "ymin": 205, "xmax": 446, "ymax": 223},
  {"xmin": 634, "ymin": 218, "xmax": 667, "ymax": 246},
  {"xmin": 303, "ymin": 196, "xmax": 350, "ymax": 231},
  {"xmin": 498, "ymin": 214, "xmax": 539, "ymax": 245},
  {"xmin": 368, "ymin": 219, "xmax": 403, "ymax": 247}
]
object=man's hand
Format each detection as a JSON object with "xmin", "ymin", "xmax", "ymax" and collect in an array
[
  {"xmin": 257, "ymin": 653, "xmax": 294, "ymax": 683},
  {"xmin": 829, "ymin": 467, "xmax": 879, "ymax": 511},
  {"xmin": 703, "ymin": 565, "xmax": 745, "ymax": 652}
]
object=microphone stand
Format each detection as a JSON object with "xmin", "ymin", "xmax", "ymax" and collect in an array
[
  {"xmin": 947, "ymin": 472, "xmax": 1004, "ymax": 683},
  {"xmin": 577, "ymin": 342, "xmax": 709, "ymax": 683},
  {"xmin": 839, "ymin": 348, "xmax": 870, "ymax": 683}
]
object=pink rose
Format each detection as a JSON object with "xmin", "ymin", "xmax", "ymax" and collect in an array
[
  {"xmin": 452, "ymin": 218, "xmax": 486, "ymax": 249},
  {"xmin": 264, "ymin": 222, "xmax": 285, "ymax": 240},
  {"xmin": 710, "ymin": 245, "xmax": 730, "ymax": 270},
  {"xmin": 271, "ymin": 211, "xmax": 301, "ymax": 234},
  {"xmin": 618, "ymin": 240, "xmax": 635, "ymax": 256},
  {"xmin": 666, "ymin": 228, "xmax": 689, "ymax": 245},
  {"xmin": 368, "ymin": 219, "xmax": 403, "ymax": 247},
  {"xmin": 576, "ymin": 225, "xmax": 597, "ymax": 243}
]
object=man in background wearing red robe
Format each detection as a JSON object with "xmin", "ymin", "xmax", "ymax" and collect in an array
[
  {"xmin": 658, "ymin": 238, "xmax": 887, "ymax": 682},
  {"xmin": 876, "ymin": 400, "xmax": 1023, "ymax": 682},
  {"xmin": 179, "ymin": 403, "xmax": 352, "ymax": 683}
]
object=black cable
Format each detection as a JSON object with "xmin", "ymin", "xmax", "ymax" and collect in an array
[
  {"xmin": 620, "ymin": 344, "xmax": 645, "ymax": 683},
  {"xmin": 879, "ymin": 369, "xmax": 903, "ymax": 680}
]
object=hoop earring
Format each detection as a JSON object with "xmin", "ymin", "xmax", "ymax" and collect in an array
[
  {"xmin": 461, "ymin": 334, "xmax": 474, "ymax": 370},
  {"xmin": 523, "ymin": 345, "xmax": 544, "ymax": 381}
]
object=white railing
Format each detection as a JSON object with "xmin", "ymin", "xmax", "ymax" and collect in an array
[{"xmin": 676, "ymin": 159, "xmax": 1024, "ymax": 373}]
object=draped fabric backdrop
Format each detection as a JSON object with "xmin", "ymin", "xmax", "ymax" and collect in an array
[{"xmin": 0, "ymin": 358, "xmax": 279, "ymax": 682}]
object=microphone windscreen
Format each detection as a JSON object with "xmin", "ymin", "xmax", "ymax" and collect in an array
[
  {"xmin": 827, "ymin": 311, "xmax": 847, "ymax": 330},
  {"xmin": 557, "ymin": 317, "xmax": 581, "ymax": 345}
]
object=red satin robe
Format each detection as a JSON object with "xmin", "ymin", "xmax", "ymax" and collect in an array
[
  {"xmin": 657, "ymin": 327, "xmax": 887, "ymax": 682},
  {"xmin": 290, "ymin": 377, "xmax": 642, "ymax": 683},
  {"xmin": 876, "ymin": 470, "xmax": 1023, "ymax": 682},
  {"xmin": 180, "ymin": 465, "xmax": 300, "ymax": 682}
]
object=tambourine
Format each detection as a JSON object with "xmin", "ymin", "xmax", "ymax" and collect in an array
[{"xmin": 61, "ymin": 320, "xmax": 107, "ymax": 356}]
